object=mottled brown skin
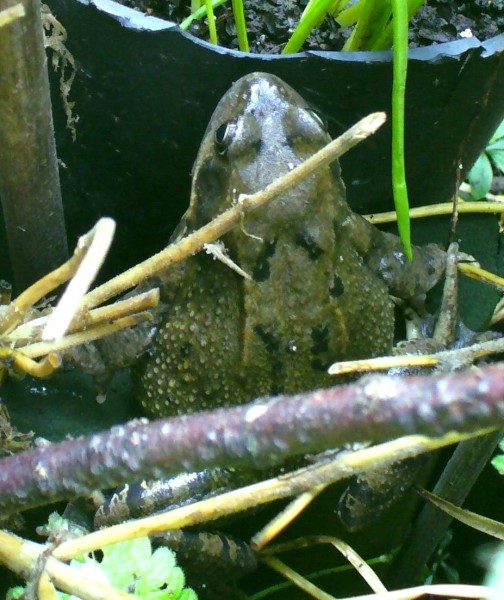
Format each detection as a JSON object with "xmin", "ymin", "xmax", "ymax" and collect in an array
[{"xmin": 134, "ymin": 72, "xmax": 445, "ymax": 418}]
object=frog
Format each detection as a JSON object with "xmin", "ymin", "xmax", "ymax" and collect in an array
[
  {"xmin": 132, "ymin": 71, "xmax": 446, "ymax": 419},
  {"xmin": 88, "ymin": 72, "xmax": 451, "ymax": 595}
]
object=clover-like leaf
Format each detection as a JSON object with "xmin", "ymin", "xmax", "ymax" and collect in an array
[{"xmin": 467, "ymin": 152, "xmax": 493, "ymax": 199}]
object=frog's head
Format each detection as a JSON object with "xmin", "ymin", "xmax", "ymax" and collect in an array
[{"xmin": 186, "ymin": 72, "xmax": 334, "ymax": 233}]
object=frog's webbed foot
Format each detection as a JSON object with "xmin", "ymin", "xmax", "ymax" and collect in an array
[
  {"xmin": 62, "ymin": 316, "xmax": 160, "ymax": 395},
  {"xmin": 62, "ymin": 265, "xmax": 183, "ymax": 396}
]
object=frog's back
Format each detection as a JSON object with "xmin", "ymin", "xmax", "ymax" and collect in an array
[{"xmin": 134, "ymin": 72, "xmax": 396, "ymax": 417}]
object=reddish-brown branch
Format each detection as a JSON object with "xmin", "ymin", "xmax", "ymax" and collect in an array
[{"xmin": 0, "ymin": 363, "xmax": 503, "ymax": 517}]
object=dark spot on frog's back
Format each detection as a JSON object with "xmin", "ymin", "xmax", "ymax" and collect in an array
[
  {"xmin": 311, "ymin": 325, "xmax": 331, "ymax": 372},
  {"xmin": 254, "ymin": 324, "xmax": 280, "ymax": 355},
  {"xmin": 180, "ymin": 342, "xmax": 192, "ymax": 357},
  {"xmin": 192, "ymin": 159, "xmax": 228, "ymax": 227},
  {"xmin": 311, "ymin": 325, "xmax": 329, "ymax": 355},
  {"xmin": 252, "ymin": 238, "xmax": 277, "ymax": 282},
  {"xmin": 294, "ymin": 231, "xmax": 323, "ymax": 260},
  {"xmin": 330, "ymin": 275, "xmax": 345, "ymax": 298},
  {"xmin": 254, "ymin": 324, "xmax": 283, "ymax": 394}
]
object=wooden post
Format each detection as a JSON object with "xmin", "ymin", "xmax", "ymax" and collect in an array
[{"xmin": 0, "ymin": 0, "xmax": 68, "ymax": 291}]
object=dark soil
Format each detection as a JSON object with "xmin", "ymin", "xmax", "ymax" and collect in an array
[{"xmin": 116, "ymin": 0, "xmax": 504, "ymax": 53}]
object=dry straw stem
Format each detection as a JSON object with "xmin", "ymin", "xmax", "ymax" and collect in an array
[
  {"xmin": 0, "ymin": 4, "xmax": 25, "ymax": 27},
  {"xmin": 50, "ymin": 428, "xmax": 491, "ymax": 562},
  {"xmin": 264, "ymin": 535, "xmax": 388, "ymax": 594},
  {"xmin": 81, "ymin": 112, "xmax": 386, "ymax": 311},
  {"xmin": 21, "ymin": 313, "xmax": 153, "ymax": 359},
  {"xmin": 260, "ymin": 558, "xmax": 493, "ymax": 600},
  {"xmin": 0, "ymin": 218, "xmax": 156, "ymax": 372},
  {"xmin": 366, "ymin": 200, "xmax": 504, "ymax": 224},
  {"xmin": 0, "ymin": 218, "xmax": 114, "ymax": 336},
  {"xmin": 459, "ymin": 262, "xmax": 504, "ymax": 292},
  {"xmin": 417, "ymin": 487, "xmax": 504, "ymax": 541},
  {"xmin": 337, "ymin": 583, "xmax": 493, "ymax": 599},
  {"xmin": 251, "ymin": 485, "xmax": 327, "ymax": 550},
  {"xmin": 328, "ymin": 336, "xmax": 504, "ymax": 376},
  {"xmin": 261, "ymin": 535, "xmax": 387, "ymax": 599},
  {"xmin": 42, "ymin": 217, "xmax": 116, "ymax": 340},
  {"xmin": 0, "ymin": 529, "xmax": 134, "ymax": 600}
]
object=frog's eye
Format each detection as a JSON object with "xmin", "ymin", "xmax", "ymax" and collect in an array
[
  {"xmin": 214, "ymin": 120, "xmax": 236, "ymax": 155},
  {"xmin": 307, "ymin": 109, "xmax": 328, "ymax": 131}
]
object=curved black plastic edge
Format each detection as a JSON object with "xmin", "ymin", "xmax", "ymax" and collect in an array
[{"xmin": 79, "ymin": 0, "xmax": 504, "ymax": 63}]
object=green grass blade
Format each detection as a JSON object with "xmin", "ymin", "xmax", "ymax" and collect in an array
[
  {"xmin": 205, "ymin": 0, "xmax": 218, "ymax": 45},
  {"xmin": 282, "ymin": 0, "xmax": 335, "ymax": 54},
  {"xmin": 180, "ymin": 0, "xmax": 228, "ymax": 31},
  {"xmin": 391, "ymin": 0, "xmax": 412, "ymax": 259},
  {"xmin": 372, "ymin": 0, "xmax": 425, "ymax": 50},
  {"xmin": 231, "ymin": 0, "xmax": 249, "ymax": 52},
  {"xmin": 343, "ymin": 0, "xmax": 389, "ymax": 52},
  {"xmin": 333, "ymin": 1, "xmax": 360, "ymax": 26},
  {"xmin": 327, "ymin": 0, "xmax": 352, "ymax": 20}
]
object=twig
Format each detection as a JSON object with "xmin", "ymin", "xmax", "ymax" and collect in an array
[
  {"xmin": 20, "ymin": 313, "xmax": 152, "ymax": 359},
  {"xmin": 0, "ymin": 362, "xmax": 502, "ymax": 518},
  {"xmin": 328, "ymin": 337, "xmax": 504, "ymax": 376},
  {"xmin": 42, "ymin": 217, "xmax": 116, "ymax": 340},
  {"xmin": 366, "ymin": 200, "xmax": 504, "ymax": 224},
  {"xmin": 0, "ymin": 4, "xmax": 25, "ymax": 27},
  {"xmin": 0, "ymin": 218, "xmax": 115, "ymax": 336}
]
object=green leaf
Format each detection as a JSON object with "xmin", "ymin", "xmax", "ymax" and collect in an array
[
  {"xmin": 487, "ymin": 138, "xmax": 504, "ymax": 152},
  {"xmin": 135, "ymin": 547, "xmax": 181, "ymax": 595},
  {"xmin": 491, "ymin": 454, "xmax": 504, "ymax": 475},
  {"xmin": 101, "ymin": 538, "xmax": 152, "ymax": 588},
  {"xmin": 6, "ymin": 587, "xmax": 25, "ymax": 599},
  {"xmin": 467, "ymin": 152, "xmax": 493, "ymax": 199},
  {"xmin": 490, "ymin": 118, "xmax": 504, "ymax": 143},
  {"xmin": 489, "ymin": 149, "xmax": 504, "ymax": 174}
]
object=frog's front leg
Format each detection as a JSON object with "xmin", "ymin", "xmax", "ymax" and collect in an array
[{"xmin": 343, "ymin": 211, "xmax": 447, "ymax": 300}]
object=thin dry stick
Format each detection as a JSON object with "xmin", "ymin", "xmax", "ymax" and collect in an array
[
  {"xmin": 43, "ymin": 217, "xmax": 116, "ymax": 340},
  {"xmin": 69, "ymin": 289, "xmax": 159, "ymax": 331},
  {"xmin": 341, "ymin": 583, "xmax": 492, "ymax": 600},
  {"xmin": 0, "ymin": 218, "xmax": 113, "ymax": 336},
  {"xmin": 458, "ymin": 262, "xmax": 504, "ymax": 291},
  {"xmin": 261, "ymin": 555, "xmax": 336, "ymax": 600},
  {"xmin": 21, "ymin": 313, "xmax": 152, "ymax": 359},
  {"xmin": 263, "ymin": 535, "xmax": 387, "ymax": 594},
  {"xmin": 251, "ymin": 485, "xmax": 327, "ymax": 551},
  {"xmin": 9, "ymin": 289, "xmax": 158, "ymax": 346},
  {"xmin": 81, "ymin": 112, "xmax": 386, "ymax": 311},
  {"xmin": 328, "ymin": 337, "xmax": 504, "ymax": 376},
  {"xmin": 366, "ymin": 200, "xmax": 504, "ymax": 224},
  {"xmin": 0, "ymin": 4, "xmax": 25, "ymax": 27}
]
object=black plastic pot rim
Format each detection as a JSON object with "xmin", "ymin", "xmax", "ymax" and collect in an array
[{"xmin": 77, "ymin": 0, "xmax": 504, "ymax": 62}]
